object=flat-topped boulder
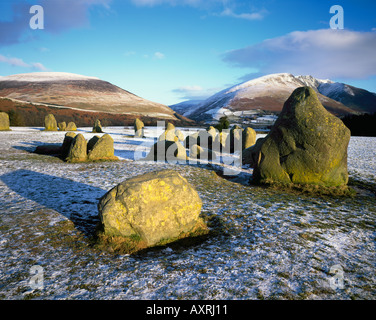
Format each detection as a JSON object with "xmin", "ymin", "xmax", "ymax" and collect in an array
[{"xmin": 97, "ymin": 170, "xmax": 208, "ymax": 251}]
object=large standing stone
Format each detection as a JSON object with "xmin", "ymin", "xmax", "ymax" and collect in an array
[
  {"xmin": 44, "ymin": 114, "xmax": 57, "ymax": 131},
  {"xmin": 88, "ymin": 134, "xmax": 118, "ymax": 161},
  {"xmin": 0, "ymin": 112, "xmax": 10, "ymax": 131},
  {"xmin": 66, "ymin": 133, "xmax": 87, "ymax": 163},
  {"xmin": 98, "ymin": 170, "xmax": 208, "ymax": 248},
  {"xmin": 250, "ymin": 87, "xmax": 351, "ymax": 187},
  {"xmin": 134, "ymin": 118, "xmax": 144, "ymax": 138}
]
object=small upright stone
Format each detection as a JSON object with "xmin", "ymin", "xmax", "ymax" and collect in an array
[
  {"xmin": 61, "ymin": 132, "xmax": 77, "ymax": 159},
  {"xmin": 66, "ymin": 122, "xmax": 77, "ymax": 131},
  {"xmin": 134, "ymin": 118, "xmax": 144, "ymax": 138},
  {"xmin": 44, "ymin": 114, "xmax": 58, "ymax": 131},
  {"xmin": 0, "ymin": 112, "xmax": 11, "ymax": 131},
  {"xmin": 66, "ymin": 133, "xmax": 87, "ymax": 163},
  {"xmin": 58, "ymin": 122, "xmax": 67, "ymax": 131},
  {"xmin": 242, "ymin": 127, "xmax": 257, "ymax": 150},
  {"xmin": 92, "ymin": 119, "xmax": 103, "ymax": 133},
  {"xmin": 88, "ymin": 134, "xmax": 118, "ymax": 161}
]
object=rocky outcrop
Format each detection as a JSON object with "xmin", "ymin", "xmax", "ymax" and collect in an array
[
  {"xmin": 97, "ymin": 170, "xmax": 208, "ymax": 251},
  {"xmin": 247, "ymin": 87, "xmax": 351, "ymax": 187},
  {"xmin": 66, "ymin": 133, "xmax": 87, "ymax": 163}
]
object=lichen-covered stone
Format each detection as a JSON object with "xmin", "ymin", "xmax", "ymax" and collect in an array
[
  {"xmin": 134, "ymin": 118, "xmax": 144, "ymax": 138},
  {"xmin": 184, "ymin": 132, "xmax": 199, "ymax": 149},
  {"xmin": 44, "ymin": 114, "xmax": 57, "ymax": 131},
  {"xmin": 242, "ymin": 127, "xmax": 256, "ymax": 150},
  {"xmin": 98, "ymin": 170, "xmax": 208, "ymax": 248},
  {"xmin": 145, "ymin": 140, "xmax": 187, "ymax": 162},
  {"xmin": 0, "ymin": 112, "xmax": 10, "ymax": 131},
  {"xmin": 58, "ymin": 122, "xmax": 67, "ymax": 131},
  {"xmin": 251, "ymin": 87, "xmax": 351, "ymax": 187},
  {"xmin": 61, "ymin": 132, "xmax": 77, "ymax": 159},
  {"xmin": 87, "ymin": 134, "xmax": 118, "ymax": 161},
  {"xmin": 175, "ymin": 129, "xmax": 185, "ymax": 142},
  {"xmin": 66, "ymin": 133, "xmax": 87, "ymax": 163},
  {"xmin": 189, "ymin": 144, "xmax": 217, "ymax": 161},
  {"xmin": 92, "ymin": 119, "xmax": 103, "ymax": 133},
  {"xmin": 66, "ymin": 122, "xmax": 77, "ymax": 131},
  {"xmin": 87, "ymin": 136, "xmax": 100, "ymax": 153}
]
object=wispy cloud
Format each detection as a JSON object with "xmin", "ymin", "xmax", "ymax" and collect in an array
[
  {"xmin": 0, "ymin": 54, "xmax": 48, "ymax": 71},
  {"xmin": 154, "ymin": 52, "xmax": 165, "ymax": 59},
  {"xmin": 223, "ymin": 29, "xmax": 376, "ymax": 79},
  {"xmin": 219, "ymin": 8, "xmax": 267, "ymax": 21},
  {"xmin": 172, "ymin": 85, "xmax": 221, "ymax": 100}
]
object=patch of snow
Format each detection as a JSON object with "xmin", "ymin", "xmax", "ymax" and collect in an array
[{"xmin": 0, "ymin": 72, "xmax": 100, "ymax": 82}]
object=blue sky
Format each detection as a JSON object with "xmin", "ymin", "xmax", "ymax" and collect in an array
[{"xmin": 0, "ymin": 0, "xmax": 376, "ymax": 105}]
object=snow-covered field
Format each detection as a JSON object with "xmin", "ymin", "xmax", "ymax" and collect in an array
[{"xmin": 0, "ymin": 127, "xmax": 375, "ymax": 300}]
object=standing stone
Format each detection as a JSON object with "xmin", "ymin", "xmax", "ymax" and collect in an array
[
  {"xmin": 242, "ymin": 127, "xmax": 257, "ymax": 150},
  {"xmin": 189, "ymin": 144, "xmax": 217, "ymax": 161},
  {"xmin": 88, "ymin": 134, "xmax": 118, "ymax": 161},
  {"xmin": 184, "ymin": 132, "xmax": 199, "ymax": 149},
  {"xmin": 66, "ymin": 133, "xmax": 87, "ymax": 163},
  {"xmin": 250, "ymin": 87, "xmax": 351, "ymax": 187},
  {"xmin": 92, "ymin": 119, "xmax": 103, "ymax": 133},
  {"xmin": 87, "ymin": 136, "xmax": 100, "ymax": 153},
  {"xmin": 66, "ymin": 122, "xmax": 77, "ymax": 131},
  {"xmin": 58, "ymin": 122, "xmax": 67, "ymax": 131},
  {"xmin": 61, "ymin": 132, "xmax": 77, "ymax": 159},
  {"xmin": 134, "ymin": 118, "xmax": 144, "ymax": 138},
  {"xmin": 98, "ymin": 170, "xmax": 208, "ymax": 249},
  {"xmin": 175, "ymin": 129, "xmax": 185, "ymax": 142},
  {"xmin": 44, "ymin": 114, "xmax": 58, "ymax": 131},
  {"xmin": 145, "ymin": 140, "xmax": 187, "ymax": 162},
  {"xmin": 0, "ymin": 112, "xmax": 10, "ymax": 131},
  {"xmin": 166, "ymin": 122, "xmax": 175, "ymax": 131}
]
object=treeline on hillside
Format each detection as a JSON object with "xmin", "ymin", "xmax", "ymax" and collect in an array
[
  {"xmin": 342, "ymin": 112, "xmax": 376, "ymax": 137},
  {"xmin": 0, "ymin": 98, "xmax": 196, "ymax": 127}
]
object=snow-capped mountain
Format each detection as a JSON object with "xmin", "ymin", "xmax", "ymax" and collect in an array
[
  {"xmin": 182, "ymin": 73, "xmax": 373, "ymax": 122},
  {"xmin": 169, "ymin": 100, "xmax": 203, "ymax": 115},
  {"xmin": 0, "ymin": 72, "xmax": 177, "ymax": 120}
]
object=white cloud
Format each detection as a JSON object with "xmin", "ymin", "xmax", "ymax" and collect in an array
[
  {"xmin": 0, "ymin": 54, "xmax": 48, "ymax": 71},
  {"xmin": 219, "ymin": 8, "xmax": 267, "ymax": 21},
  {"xmin": 154, "ymin": 52, "xmax": 165, "ymax": 59},
  {"xmin": 172, "ymin": 85, "xmax": 221, "ymax": 100},
  {"xmin": 223, "ymin": 29, "xmax": 376, "ymax": 79}
]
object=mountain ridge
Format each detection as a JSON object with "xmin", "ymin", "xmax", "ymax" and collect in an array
[{"xmin": 170, "ymin": 73, "xmax": 375, "ymax": 123}]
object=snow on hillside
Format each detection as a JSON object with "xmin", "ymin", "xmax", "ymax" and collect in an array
[{"xmin": 0, "ymin": 72, "xmax": 100, "ymax": 82}]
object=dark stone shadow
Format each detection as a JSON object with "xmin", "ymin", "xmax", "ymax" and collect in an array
[{"xmin": 0, "ymin": 169, "xmax": 106, "ymax": 237}]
